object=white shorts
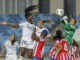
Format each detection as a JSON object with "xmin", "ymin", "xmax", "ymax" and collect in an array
[
  {"xmin": 20, "ymin": 40, "xmax": 34, "ymax": 49},
  {"xmin": 6, "ymin": 54, "xmax": 17, "ymax": 60}
]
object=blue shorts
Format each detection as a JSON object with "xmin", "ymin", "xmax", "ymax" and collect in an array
[
  {"xmin": 33, "ymin": 56, "xmax": 42, "ymax": 60},
  {"xmin": 49, "ymin": 57, "xmax": 56, "ymax": 60}
]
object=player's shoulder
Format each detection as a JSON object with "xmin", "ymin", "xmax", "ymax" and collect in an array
[
  {"xmin": 4, "ymin": 40, "xmax": 9, "ymax": 45},
  {"xmin": 5, "ymin": 40, "xmax": 9, "ymax": 43}
]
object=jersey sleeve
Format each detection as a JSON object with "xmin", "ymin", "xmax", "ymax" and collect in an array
[
  {"xmin": 19, "ymin": 22, "xmax": 26, "ymax": 27},
  {"xmin": 4, "ymin": 41, "xmax": 7, "ymax": 47},
  {"xmin": 60, "ymin": 18, "xmax": 71, "ymax": 30}
]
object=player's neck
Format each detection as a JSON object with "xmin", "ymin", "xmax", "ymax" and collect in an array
[{"xmin": 27, "ymin": 20, "xmax": 32, "ymax": 24}]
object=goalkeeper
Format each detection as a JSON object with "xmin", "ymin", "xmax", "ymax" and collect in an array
[{"xmin": 60, "ymin": 16, "xmax": 77, "ymax": 50}]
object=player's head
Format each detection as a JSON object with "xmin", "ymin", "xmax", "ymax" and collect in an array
[
  {"xmin": 37, "ymin": 19, "xmax": 43, "ymax": 28},
  {"xmin": 24, "ymin": 5, "xmax": 38, "ymax": 22},
  {"xmin": 55, "ymin": 30, "xmax": 64, "ymax": 39},
  {"xmin": 10, "ymin": 34, "xmax": 15, "ymax": 41},
  {"xmin": 10, "ymin": 34, "xmax": 17, "ymax": 45},
  {"xmin": 72, "ymin": 40, "xmax": 79, "ymax": 48},
  {"xmin": 25, "ymin": 13, "xmax": 34, "ymax": 22},
  {"xmin": 70, "ymin": 18, "xmax": 77, "ymax": 25},
  {"xmin": 41, "ymin": 30, "xmax": 48, "ymax": 37}
]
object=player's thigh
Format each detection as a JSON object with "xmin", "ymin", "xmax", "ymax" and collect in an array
[
  {"xmin": 21, "ymin": 47, "xmax": 26, "ymax": 53},
  {"xmin": 27, "ymin": 49, "xmax": 33, "ymax": 56}
]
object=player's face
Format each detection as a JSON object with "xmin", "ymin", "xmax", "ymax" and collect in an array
[
  {"xmin": 37, "ymin": 20, "xmax": 43, "ymax": 28},
  {"xmin": 10, "ymin": 34, "xmax": 14, "ymax": 41},
  {"xmin": 70, "ymin": 19, "xmax": 76, "ymax": 25},
  {"xmin": 27, "ymin": 15, "xmax": 34, "ymax": 22}
]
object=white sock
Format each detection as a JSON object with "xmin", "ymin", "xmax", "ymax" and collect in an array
[{"xmin": 18, "ymin": 56, "xmax": 23, "ymax": 60}]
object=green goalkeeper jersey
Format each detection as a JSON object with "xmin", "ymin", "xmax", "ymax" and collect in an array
[{"xmin": 61, "ymin": 18, "xmax": 76, "ymax": 50}]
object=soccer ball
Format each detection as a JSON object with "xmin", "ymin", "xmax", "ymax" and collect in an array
[{"xmin": 56, "ymin": 9, "xmax": 64, "ymax": 16}]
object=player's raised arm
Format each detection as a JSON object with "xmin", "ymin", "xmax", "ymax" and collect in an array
[
  {"xmin": 0, "ymin": 46, "xmax": 5, "ymax": 57},
  {"xmin": 0, "ymin": 21, "xmax": 20, "ymax": 28}
]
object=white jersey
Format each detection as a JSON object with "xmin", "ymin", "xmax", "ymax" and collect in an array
[
  {"xmin": 19, "ymin": 21, "xmax": 35, "ymax": 43},
  {"xmin": 4, "ymin": 40, "xmax": 19, "ymax": 55},
  {"xmin": 36, "ymin": 26, "xmax": 48, "ymax": 37}
]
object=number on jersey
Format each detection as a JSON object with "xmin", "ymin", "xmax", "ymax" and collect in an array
[{"xmin": 64, "ymin": 43, "xmax": 68, "ymax": 51}]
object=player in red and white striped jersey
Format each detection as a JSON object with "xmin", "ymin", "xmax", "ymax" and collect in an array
[
  {"xmin": 58, "ymin": 38, "xmax": 70, "ymax": 60},
  {"xmin": 70, "ymin": 40, "xmax": 79, "ymax": 60},
  {"xmin": 50, "ymin": 30, "xmax": 70, "ymax": 60},
  {"xmin": 49, "ymin": 36, "xmax": 59, "ymax": 60},
  {"xmin": 32, "ymin": 27, "xmax": 48, "ymax": 60}
]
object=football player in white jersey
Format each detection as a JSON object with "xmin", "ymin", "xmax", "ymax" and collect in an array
[
  {"xmin": 0, "ymin": 5, "xmax": 38, "ymax": 60},
  {"xmin": 0, "ymin": 34, "xmax": 19, "ymax": 60}
]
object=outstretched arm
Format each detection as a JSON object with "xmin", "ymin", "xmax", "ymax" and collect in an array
[{"xmin": 0, "ymin": 21, "xmax": 20, "ymax": 28}]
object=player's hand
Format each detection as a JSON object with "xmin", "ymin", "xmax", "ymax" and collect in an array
[
  {"xmin": 63, "ymin": 16, "xmax": 68, "ymax": 20},
  {"xmin": 0, "ymin": 21, "xmax": 8, "ymax": 25}
]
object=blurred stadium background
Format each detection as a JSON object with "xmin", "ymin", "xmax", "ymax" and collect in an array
[{"xmin": 0, "ymin": 0, "xmax": 80, "ymax": 60}]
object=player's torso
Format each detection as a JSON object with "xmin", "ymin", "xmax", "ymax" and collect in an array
[
  {"xmin": 34, "ymin": 37, "xmax": 45, "ymax": 52},
  {"xmin": 5, "ymin": 41, "xmax": 17, "ymax": 54},
  {"xmin": 36, "ymin": 26, "xmax": 46, "ymax": 37},
  {"xmin": 59, "ymin": 39, "xmax": 69, "ymax": 53},
  {"xmin": 21, "ymin": 22, "xmax": 35, "ymax": 40},
  {"xmin": 49, "ymin": 46, "xmax": 57, "ymax": 59}
]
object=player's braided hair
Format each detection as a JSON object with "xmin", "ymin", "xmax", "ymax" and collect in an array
[
  {"xmin": 11, "ymin": 37, "xmax": 17, "ymax": 45},
  {"xmin": 24, "ymin": 5, "xmax": 38, "ymax": 19}
]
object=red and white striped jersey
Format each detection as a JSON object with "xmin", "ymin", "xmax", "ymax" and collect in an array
[
  {"xmin": 48, "ymin": 40, "xmax": 60, "ymax": 59},
  {"xmin": 33, "ymin": 37, "xmax": 46, "ymax": 58},
  {"xmin": 59, "ymin": 39, "xmax": 69, "ymax": 54},
  {"xmin": 57, "ymin": 39, "xmax": 70, "ymax": 60},
  {"xmin": 48, "ymin": 46, "xmax": 58, "ymax": 59},
  {"xmin": 70, "ymin": 46, "xmax": 78, "ymax": 60},
  {"xmin": 58, "ymin": 53, "xmax": 71, "ymax": 60}
]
